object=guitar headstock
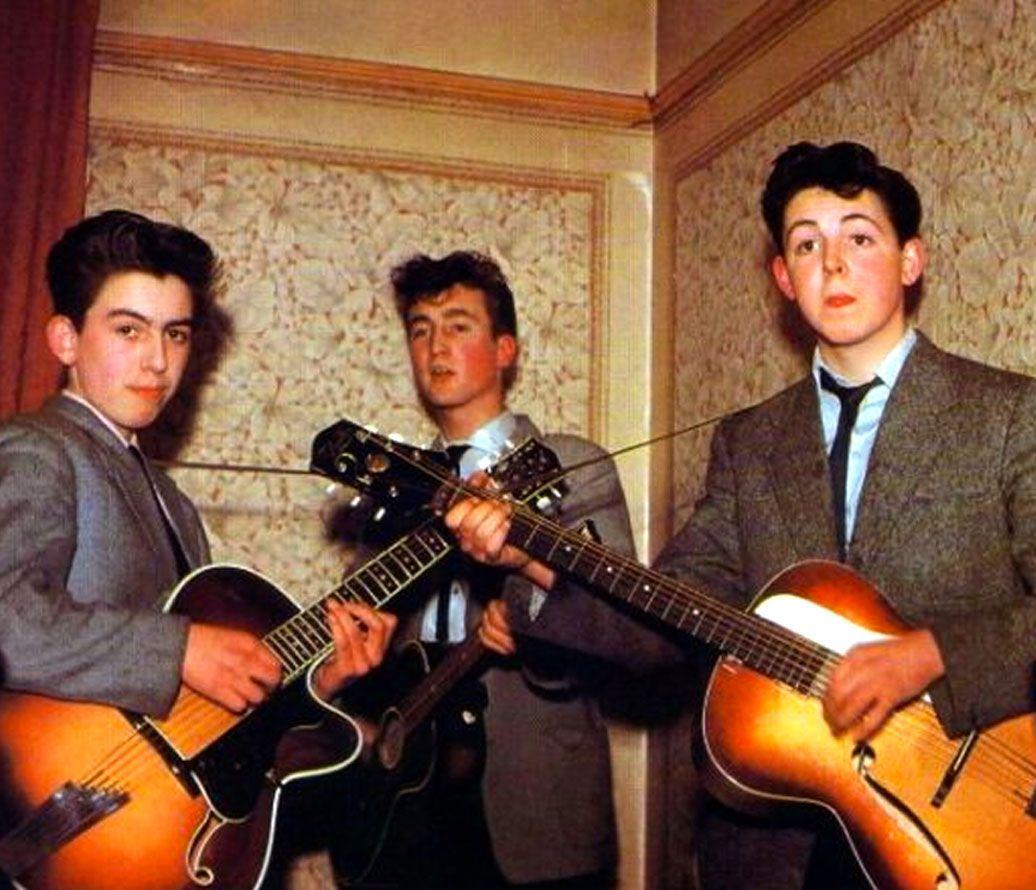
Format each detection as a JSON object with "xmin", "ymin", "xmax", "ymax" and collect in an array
[
  {"xmin": 311, "ymin": 419, "xmax": 445, "ymax": 521},
  {"xmin": 488, "ymin": 438, "xmax": 567, "ymax": 515},
  {"xmin": 310, "ymin": 418, "xmax": 568, "ymax": 524}
]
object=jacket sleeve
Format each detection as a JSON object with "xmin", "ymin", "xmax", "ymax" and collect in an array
[
  {"xmin": 652, "ymin": 420, "xmax": 751, "ymax": 612},
  {"xmin": 0, "ymin": 426, "xmax": 189, "ymax": 716},
  {"xmin": 503, "ymin": 436, "xmax": 687, "ymax": 676},
  {"xmin": 926, "ymin": 378, "xmax": 1036, "ymax": 735}
]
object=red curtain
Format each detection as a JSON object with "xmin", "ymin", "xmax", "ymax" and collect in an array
[{"xmin": 0, "ymin": 0, "xmax": 100, "ymax": 418}]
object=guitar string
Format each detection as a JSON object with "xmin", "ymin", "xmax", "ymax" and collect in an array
[
  {"xmin": 7, "ymin": 450, "xmax": 547, "ymax": 849},
  {"xmin": 18, "ymin": 440, "xmax": 1026, "ymax": 853},
  {"xmin": 392, "ymin": 451, "xmax": 1036, "ymax": 812}
]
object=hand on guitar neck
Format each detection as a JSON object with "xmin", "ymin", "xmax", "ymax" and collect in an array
[
  {"xmin": 182, "ymin": 599, "xmax": 397, "ymax": 712},
  {"xmin": 445, "ymin": 491, "xmax": 946, "ymax": 742},
  {"xmin": 445, "ymin": 470, "xmax": 557, "ymax": 592}
]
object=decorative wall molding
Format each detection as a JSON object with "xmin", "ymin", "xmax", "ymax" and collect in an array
[
  {"xmin": 93, "ymin": 30, "xmax": 652, "ymax": 131},
  {"xmin": 665, "ymin": 0, "xmax": 948, "ymax": 177}
]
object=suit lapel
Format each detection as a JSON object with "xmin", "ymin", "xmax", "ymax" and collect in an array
[
  {"xmin": 765, "ymin": 378, "xmax": 840, "ymax": 560},
  {"xmin": 49, "ymin": 396, "xmax": 187, "ymax": 574},
  {"xmin": 851, "ymin": 335, "xmax": 959, "ymax": 565}
]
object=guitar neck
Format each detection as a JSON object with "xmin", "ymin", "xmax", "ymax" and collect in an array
[
  {"xmin": 398, "ymin": 636, "xmax": 487, "ymax": 732},
  {"xmin": 508, "ymin": 510, "xmax": 832, "ymax": 696},
  {"xmin": 264, "ymin": 521, "xmax": 454, "ymax": 683}
]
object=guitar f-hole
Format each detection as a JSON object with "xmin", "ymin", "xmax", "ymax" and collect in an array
[{"xmin": 851, "ymin": 742, "xmax": 960, "ymax": 890}]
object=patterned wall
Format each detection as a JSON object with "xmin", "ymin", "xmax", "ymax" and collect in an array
[
  {"xmin": 671, "ymin": 0, "xmax": 1036, "ymax": 527},
  {"xmin": 87, "ymin": 128, "xmax": 603, "ymax": 599}
]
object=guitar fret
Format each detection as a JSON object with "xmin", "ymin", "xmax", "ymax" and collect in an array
[
  {"xmin": 297, "ymin": 610, "xmax": 331, "ymax": 651},
  {"xmin": 378, "ymin": 551, "xmax": 412, "ymax": 586},
  {"xmin": 264, "ymin": 634, "xmax": 296, "ymax": 670},
  {"xmin": 391, "ymin": 543, "xmax": 423, "ymax": 575},
  {"xmin": 272, "ymin": 628, "xmax": 307, "ymax": 670}
]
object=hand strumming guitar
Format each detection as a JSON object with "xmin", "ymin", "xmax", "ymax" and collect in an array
[{"xmin": 823, "ymin": 628, "xmax": 945, "ymax": 742}]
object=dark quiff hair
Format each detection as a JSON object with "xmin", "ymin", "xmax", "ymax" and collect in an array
[
  {"xmin": 391, "ymin": 250, "xmax": 519, "ymax": 388},
  {"xmin": 761, "ymin": 141, "xmax": 922, "ymax": 250},
  {"xmin": 390, "ymin": 251, "xmax": 518, "ymax": 337},
  {"xmin": 46, "ymin": 209, "xmax": 222, "ymax": 329}
]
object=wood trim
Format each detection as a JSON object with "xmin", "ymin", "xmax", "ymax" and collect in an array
[
  {"xmin": 667, "ymin": 0, "xmax": 948, "ymax": 176},
  {"xmin": 93, "ymin": 30, "xmax": 653, "ymax": 131},
  {"xmin": 652, "ymin": 0, "xmax": 836, "ymax": 128}
]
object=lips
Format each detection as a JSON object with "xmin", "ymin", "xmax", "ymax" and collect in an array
[
  {"xmin": 825, "ymin": 294, "xmax": 855, "ymax": 308},
  {"xmin": 129, "ymin": 386, "xmax": 167, "ymax": 402}
]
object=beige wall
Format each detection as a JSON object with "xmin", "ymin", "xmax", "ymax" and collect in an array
[{"xmin": 98, "ymin": 0, "xmax": 656, "ymax": 94}]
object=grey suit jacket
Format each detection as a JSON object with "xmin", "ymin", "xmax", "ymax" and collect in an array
[
  {"xmin": 394, "ymin": 414, "xmax": 680, "ymax": 883},
  {"xmin": 655, "ymin": 333, "xmax": 1036, "ymax": 738},
  {"xmin": 0, "ymin": 394, "xmax": 209, "ymax": 716}
]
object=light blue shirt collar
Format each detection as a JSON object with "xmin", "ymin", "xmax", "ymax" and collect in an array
[
  {"xmin": 812, "ymin": 327, "xmax": 916, "ymax": 392},
  {"xmin": 436, "ymin": 410, "xmax": 518, "ymax": 479}
]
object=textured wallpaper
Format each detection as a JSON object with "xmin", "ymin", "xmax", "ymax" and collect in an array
[
  {"xmin": 671, "ymin": 0, "xmax": 1036, "ymax": 527},
  {"xmin": 87, "ymin": 131, "xmax": 600, "ymax": 601}
]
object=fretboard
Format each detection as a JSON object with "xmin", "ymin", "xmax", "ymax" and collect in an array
[
  {"xmin": 398, "ymin": 636, "xmax": 487, "ymax": 732},
  {"xmin": 264, "ymin": 520, "xmax": 454, "ymax": 683},
  {"xmin": 508, "ymin": 510, "xmax": 833, "ymax": 697}
]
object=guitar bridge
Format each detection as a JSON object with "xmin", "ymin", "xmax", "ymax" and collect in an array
[{"xmin": 0, "ymin": 781, "xmax": 128, "ymax": 878}]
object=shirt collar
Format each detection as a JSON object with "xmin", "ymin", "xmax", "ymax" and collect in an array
[
  {"xmin": 436, "ymin": 410, "xmax": 517, "ymax": 475},
  {"xmin": 812, "ymin": 327, "xmax": 918, "ymax": 391},
  {"xmin": 61, "ymin": 390, "xmax": 138, "ymax": 449}
]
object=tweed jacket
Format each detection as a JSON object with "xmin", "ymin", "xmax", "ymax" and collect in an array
[
  {"xmin": 390, "ymin": 414, "xmax": 680, "ymax": 884},
  {"xmin": 655, "ymin": 333, "xmax": 1036, "ymax": 738},
  {"xmin": 0, "ymin": 394, "xmax": 209, "ymax": 716}
]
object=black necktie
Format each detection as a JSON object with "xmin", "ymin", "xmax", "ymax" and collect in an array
[
  {"xmin": 819, "ymin": 369, "xmax": 880, "ymax": 561},
  {"xmin": 129, "ymin": 445, "xmax": 192, "ymax": 579},
  {"xmin": 436, "ymin": 445, "xmax": 469, "ymax": 642}
]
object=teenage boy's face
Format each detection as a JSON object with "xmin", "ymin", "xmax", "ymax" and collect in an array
[
  {"xmin": 47, "ymin": 271, "xmax": 194, "ymax": 439},
  {"xmin": 405, "ymin": 284, "xmax": 516, "ymax": 421},
  {"xmin": 771, "ymin": 186, "xmax": 925, "ymax": 373}
]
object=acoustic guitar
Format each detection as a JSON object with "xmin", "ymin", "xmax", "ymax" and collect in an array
[
  {"xmin": 0, "ymin": 421, "xmax": 560, "ymax": 889},
  {"xmin": 332, "ymin": 425, "xmax": 1036, "ymax": 890}
]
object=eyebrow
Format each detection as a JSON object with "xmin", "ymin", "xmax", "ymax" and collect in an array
[
  {"xmin": 407, "ymin": 306, "xmax": 479, "ymax": 326},
  {"xmin": 106, "ymin": 308, "xmax": 196, "ymax": 329},
  {"xmin": 784, "ymin": 211, "xmax": 886, "ymax": 241}
]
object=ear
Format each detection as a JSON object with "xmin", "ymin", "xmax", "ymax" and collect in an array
[
  {"xmin": 900, "ymin": 237, "xmax": 926, "ymax": 286},
  {"xmin": 771, "ymin": 254, "xmax": 797, "ymax": 302},
  {"xmin": 45, "ymin": 315, "xmax": 79, "ymax": 367},
  {"xmin": 495, "ymin": 333, "xmax": 518, "ymax": 372}
]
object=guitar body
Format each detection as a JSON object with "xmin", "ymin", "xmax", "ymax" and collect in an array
[
  {"xmin": 0, "ymin": 565, "xmax": 362, "ymax": 890},
  {"xmin": 701, "ymin": 560, "xmax": 1036, "ymax": 890},
  {"xmin": 325, "ymin": 640, "xmax": 437, "ymax": 884}
]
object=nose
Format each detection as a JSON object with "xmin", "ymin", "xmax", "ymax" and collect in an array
[
  {"xmin": 142, "ymin": 332, "xmax": 168, "ymax": 373},
  {"xmin": 822, "ymin": 239, "xmax": 845, "ymax": 275},
  {"xmin": 429, "ymin": 326, "xmax": 448, "ymax": 356}
]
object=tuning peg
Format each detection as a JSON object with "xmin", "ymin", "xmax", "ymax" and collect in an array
[
  {"xmin": 373, "ymin": 506, "xmax": 387, "ymax": 522},
  {"xmin": 349, "ymin": 494, "xmax": 364, "ymax": 508},
  {"xmin": 388, "ymin": 432, "xmax": 404, "ymax": 442}
]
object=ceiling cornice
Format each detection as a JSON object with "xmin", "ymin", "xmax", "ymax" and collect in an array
[{"xmin": 93, "ymin": 30, "xmax": 653, "ymax": 131}]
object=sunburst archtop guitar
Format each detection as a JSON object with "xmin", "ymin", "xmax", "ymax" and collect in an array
[{"xmin": 335, "ymin": 429, "xmax": 1036, "ymax": 890}]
